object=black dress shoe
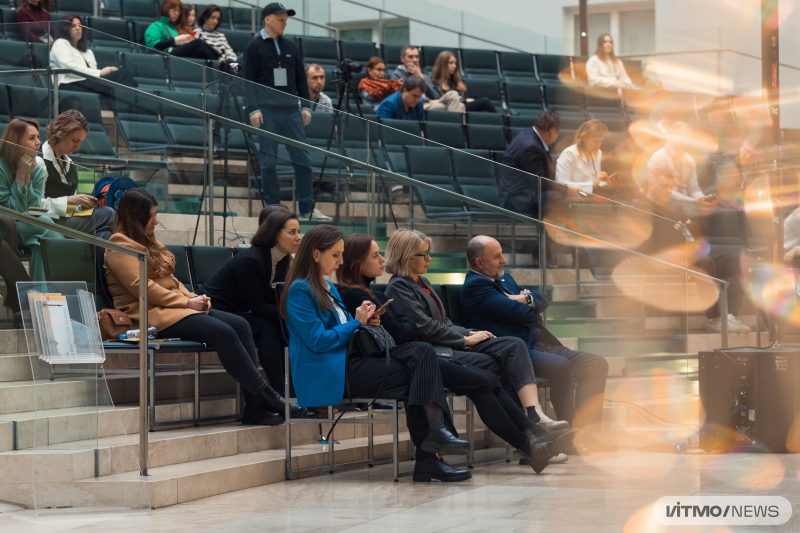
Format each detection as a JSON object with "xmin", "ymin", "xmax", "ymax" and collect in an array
[
  {"xmin": 241, "ymin": 396, "xmax": 284, "ymax": 426},
  {"xmin": 420, "ymin": 428, "xmax": 471, "ymax": 456},
  {"xmin": 517, "ymin": 443, "xmax": 550, "ymax": 474},
  {"xmin": 256, "ymin": 387, "xmax": 317, "ymax": 420},
  {"xmin": 519, "ymin": 453, "xmax": 568, "ymax": 465},
  {"xmin": 413, "ymin": 458, "xmax": 472, "ymax": 482},
  {"xmin": 525, "ymin": 426, "xmax": 575, "ymax": 458}
]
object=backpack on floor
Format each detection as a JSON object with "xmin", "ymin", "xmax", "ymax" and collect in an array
[{"xmin": 93, "ymin": 176, "xmax": 137, "ymax": 210}]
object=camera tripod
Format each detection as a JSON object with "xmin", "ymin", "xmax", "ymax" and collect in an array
[
  {"xmin": 310, "ymin": 67, "xmax": 397, "ymax": 228},
  {"xmin": 193, "ymin": 72, "xmax": 261, "ymax": 246}
]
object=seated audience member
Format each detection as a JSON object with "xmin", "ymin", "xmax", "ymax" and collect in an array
[
  {"xmin": 338, "ymin": 234, "xmax": 574, "ymax": 472},
  {"xmin": 0, "ymin": 119, "xmax": 64, "ymax": 281},
  {"xmin": 36, "ymin": 110, "xmax": 115, "ymax": 239},
  {"xmin": 0, "ymin": 214, "xmax": 31, "ymax": 316},
  {"xmin": 376, "ymin": 76, "xmax": 426, "ymax": 121},
  {"xmin": 50, "ymin": 15, "xmax": 138, "ymax": 101},
  {"xmin": 390, "ymin": 45, "xmax": 460, "ymax": 112},
  {"xmin": 280, "ymin": 225, "xmax": 474, "ymax": 481},
  {"xmin": 461, "ymin": 236, "xmax": 612, "ymax": 453},
  {"xmin": 556, "ymin": 119, "xmax": 632, "ymax": 201},
  {"xmin": 258, "ymin": 203, "xmax": 290, "ymax": 225},
  {"xmin": 195, "ymin": 4, "xmax": 237, "ymax": 62},
  {"xmin": 586, "ymin": 34, "xmax": 633, "ymax": 89},
  {"xmin": 384, "ymin": 229, "xmax": 573, "ymax": 436},
  {"xmin": 647, "ymin": 122, "xmax": 717, "ymax": 210},
  {"xmin": 358, "ymin": 57, "xmax": 402, "ymax": 109},
  {"xmin": 105, "ymin": 189, "xmax": 315, "ymax": 425},
  {"xmin": 199, "ymin": 210, "xmax": 300, "ymax": 396},
  {"xmin": 178, "ymin": 3, "xmax": 195, "ymax": 33},
  {"xmin": 17, "ymin": 0, "xmax": 51, "ymax": 43},
  {"xmin": 430, "ymin": 51, "xmax": 496, "ymax": 114},
  {"xmin": 145, "ymin": 0, "xmax": 219, "ymax": 59},
  {"xmin": 306, "ymin": 64, "xmax": 333, "ymax": 113},
  {"xmin": 636, "ymin": 168, "xmax": 750, "ymax": 333},
  {"xmin": 698, "ymin": 132, "xmax": 763, "ymax": 198},
  {"xmin": 497, "ymin": 111, "xmax": 562, "ymax": 218}
]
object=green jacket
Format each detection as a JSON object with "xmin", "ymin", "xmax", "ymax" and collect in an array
[{"xmin": 144, "ymin": 16, "xmax": 178, "ymax": 51}]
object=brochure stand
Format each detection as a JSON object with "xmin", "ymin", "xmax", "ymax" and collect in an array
[{"xmin": 15, "ymin": 282, "xmax": 150, "ymax": 517}]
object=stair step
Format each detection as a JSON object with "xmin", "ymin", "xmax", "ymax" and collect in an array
[
  {"xmin": 0, "ymin": 330, "xmax": 26, "ymax": 356},
  {"xmin": 547, "ymin": 300, "xmax": 597, "ymax": 319},
  {"xmin": 0, "ymin": 380, "xmax": 96, "ymax": 415},
  {"xmin": 546, "ymin": 317, "xmax": 643, "ymax": 338}
]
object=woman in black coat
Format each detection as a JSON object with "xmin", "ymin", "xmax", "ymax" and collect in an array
[
  {"xmin": 337, "ymin": 234, "xmax": 572, "ymax": 476},
  {"xmin": 200, "ymin": 209, "xmax": 299, "ymax": 395}
]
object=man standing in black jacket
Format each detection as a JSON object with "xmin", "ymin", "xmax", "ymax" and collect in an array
[
  {"xmin": 497, "ymin": 110, "xmax": 564, "ymax": 219},
  {"xmin": 243, "ymin": 3, "xmax": 331, "ymax": 222}
]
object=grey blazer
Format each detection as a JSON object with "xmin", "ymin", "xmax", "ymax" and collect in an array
[{"xmin": 385, "ymin": 275, "xmax": 470, "ymax": 350}]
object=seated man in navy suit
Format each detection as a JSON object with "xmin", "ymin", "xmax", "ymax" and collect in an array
[{"xmin": 460, "ymin": 235, "xmax": 611, "ymax": 452}]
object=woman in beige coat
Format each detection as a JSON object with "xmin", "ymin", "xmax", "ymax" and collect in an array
[{"xmin": 104, "ymin": 189, "xmax": 314, "ymax": 425}]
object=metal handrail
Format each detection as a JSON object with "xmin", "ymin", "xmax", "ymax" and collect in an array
[
  {"xmin": 618, "ymin": 47, "xmax": 800, "ymax": 73},
  {"xmin": 0, "ymin": 205, "xmax": 151, "ymax": 477},
  {"xmin": 338, "ymin": 0, "xmax": 528, "ymax": 53},
  {"xmin": 225, "ymin": 0, "xmax": 340, "ymax": 38}
]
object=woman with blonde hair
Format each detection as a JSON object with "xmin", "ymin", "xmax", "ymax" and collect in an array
[
  {"xmin": 105, "ymin": 189, "xmax": 315, "ymax": 426},
  {"xmin": 0, "ymin": 118, "xmax": 64, "ymax": 282},
  {"xmin": 430, "ymin": 50, "xmax": 496, "ymax": 113},
  {"xmin": 586, "ymin": 34, "xmax": 633, "ymax": 89},
  {"xmin": 555, "ymin": 119, "xmax": 611, "ymax": 196}
]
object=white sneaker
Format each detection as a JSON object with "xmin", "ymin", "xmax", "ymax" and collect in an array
[
  {"xmin": 707, "ymin": 316, "xmax": 748, "ymax": 333},
  {"xmin": 728, "ymin": 314, "xmax": 751, "ymax": 333},
  {"xmin": 300, "ymin": 208, "xmax": 332, "ymax": 222}
]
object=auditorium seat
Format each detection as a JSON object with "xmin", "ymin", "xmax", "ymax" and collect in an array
[
  {"xmin": 339, "ymin": 40, "xmax": 377, "ymax": 65},
  {"xmin": 404, "ymin": 145, "xmax": 464, "ymax": 218},
  {"xmin": 466, "ymin": 124, "xmax": 507, "ymax": 151},
  {"xmin": 230, "ymin": 6, "xmax": 255, "ymax": 31},
  {"xmin": 187, "ymin": 245, "xmax": 233, "ymax": 293},
  {"xmin": 165, "ymin": 244, "xmax": 193, "ymax": 291},
  {"xmin": 222, "ymin": 30, "xmax": 255, "ymax": 55},
  {"xmin": 298, "ymin": 36, "xmax": 339, "ymax": 68},
  {"xmin": 426, "ymin": 109, "xmax": 463, "ymax": 124},
  {"xmin": 380, "ymin": 43, "xmax": 404, "ymax": 72},
  {"xmin": 542, "ymin": 79, "xmax": 587, "ymax": 129},
  {"xmin": 167, "ymin": 56, "xmax": 208, "ymax": 91},
  {"xmin": 0, "ymin": 8, "xmax": 22, "ymax": 40},
  {"xmin": 120, "ymin": 0, "xmax": 157, "ymax": 23},
  {"xmin": 88, "ymin": 16, "xmax": 133, "ymax": 51},
  {"xmin": 450, "ymin": 148, "xmax": 500, "ymax": 211},
  {"xmin": 499, "ymin": 51, "xmax": 536, "ymax": 81},
  {"xmin": 535, "ymin": 54, "xmax": 572, "ymax": 82},
  {"xmin": 114, "ymin": 91, "xmax": 170, "ymax": 152},
  {"xmin": 460, "ymin": 48, "xmax": 499, "ymax": 80},
  {"xmin": 122, "ymin": 52, "xmax": 169, "ymax": 91},
  {"xmin": 583, "ymin": 86, "xmax": 628, "ymax": 132},
  {"xmin": 59, "ymin": 0, "xmax": 94, "ymax": 17},
  {"xmin": 466, "ymin": 112, "xmax": 504, "ymax": 126},
  {"xmin": 505, "ymin": 80, "xmax": 545, "ymax": 117},
  {"xmin": 465, "ymin": 79, "xmax": 503, "ymax": 114},
  {"xmin": 131, "ymin": 20, "xmax": 148, "ymax": 46},
  {"xmin": 8, "ymin": 85, "xmax": 49, "ymax": 123},
  {"xmin": 420, "ymin": 45, "xmax": 450, "ymax": 73},
  {"xmin": 0, "ymin": 41, "xmax": 34, "ymax": 85},
  {"xmin": 425, "ymin": 122, "xmax": 465, "ymax": 149},
  {"xmin": 58, "ymin": 91, "xmax": 120, "ymax": 161},
  {"xmin": 378, "ymin": 118, "xmax": 423, "ymax": 175}
]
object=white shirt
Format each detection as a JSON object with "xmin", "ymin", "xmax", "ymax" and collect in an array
[
  {"xmin": 532, "ymin": 127, "xmax": 549, "ymax": 152},
  {"xmin": 586, "ymin": 55, "xmax": 633, "ymax": 89},
  {"xmin": 49, "ymin": 38, "xmax": 101, "ymax": 85},
  {"xmin": 35, "ymin": 141, "xmax": 71, "ymax": 217},
  {"xmin": 269, "ymin": 246, "xmax": 287, "ymax": 286},
  {"xmin": 325, "ymin": 285, "xmax": 349, "ymax": 325},
  {"xmin": 647, "ymin": 144, "xmax": 702, "ymax": 204},
  {"xmin": 555, "ymin": 144, "xmax": 602, "ymax": 195}
]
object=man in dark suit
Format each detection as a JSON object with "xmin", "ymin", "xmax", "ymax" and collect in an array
[
  {"xmin": 460, "ymin": 235, "xmax": 611, "ymax": 452},
  {"xmin": 497, "ymin": 110, "xmax": 563, "ymax": 218}
]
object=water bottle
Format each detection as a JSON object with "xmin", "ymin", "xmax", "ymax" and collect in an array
[{"xmin": 120, "ymin": 327, "xmax": 157, "ymax": 340}]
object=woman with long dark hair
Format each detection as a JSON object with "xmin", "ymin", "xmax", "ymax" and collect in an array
[
  {"xmin": 145, "ymin": 0, "xmax": 219, "ymax": 59},
  {"xmin": 194, "ymin": 4, "xmax": 237, "ymax": 62},
  {"xmin": 200, "ymin": 210, "xmax": 300, "ymax": 395},
  {"xmin": 50, "ymin": 14, "xmax": 137, "ymax": 100},
  {"xmin": 430, "ymin": 51, "xmax": 495, "ymax": 113},
  {"xmin": 104, "ymin": 189, "xmax": 315, "ymax": 426},
  {"xmin": 0, "ymin": 118, "xmax": 64, "ymax": 282},
  {"xmin": 281, "ymin": 225, "xmax": 474, "ymax": 482},
  {"xmin": 586, "ymin": 33, "xmax": 633, "ymax": 89},
  {"xmin": 16, "ymin": 0, "xmax": 51, "ymax": 43},
  {"xmin": 338, "ymin": 234, "xmax": 568, "ymax": 474}
]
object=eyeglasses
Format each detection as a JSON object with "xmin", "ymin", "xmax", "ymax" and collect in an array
[
  {"xmin": 374, "ymin": 67, "xmax": 386, "ymax": 73},
  {"xmin": 414, "ymin": 250, "xmax": 431, "ymax": 260}
]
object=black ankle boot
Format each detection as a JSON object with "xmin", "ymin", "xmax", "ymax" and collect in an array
[
  {"xmin": 420, "ymin": 428, "xmax": 471, "ymax": 456},
  {"xmin": 413, "ymin": 458, "xmax": 472, "ymax": 482},
  {"xmin": 256, "ymin": 387, "xmax": 317, "ymax": 420},
  {"xmin": 242, "ymin": 392, "xmax": 284, "ymax": 426}
]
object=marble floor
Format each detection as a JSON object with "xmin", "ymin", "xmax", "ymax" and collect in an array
[{"xmin": 1, "ymin": 447, "xmax": 799, "ymax": 532}]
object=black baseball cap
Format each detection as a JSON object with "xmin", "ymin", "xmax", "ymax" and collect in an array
[{"xmin": 262, "ymin": 2, "xmax": 296, "ymax": 18}]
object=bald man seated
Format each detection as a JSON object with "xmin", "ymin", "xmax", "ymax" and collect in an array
[{"xmin": 459, "ymin": 236, "xmax": 611, "ymax": 453}]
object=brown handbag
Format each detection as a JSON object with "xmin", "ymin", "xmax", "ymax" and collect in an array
[{"xmin": 97, "ymin": 309, "xmax": 133, "ymax": 341}]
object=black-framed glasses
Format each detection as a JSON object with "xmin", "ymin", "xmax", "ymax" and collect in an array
[{"xmin": 414, "ymin": 250, "xmax": 431, "ymax": 260}]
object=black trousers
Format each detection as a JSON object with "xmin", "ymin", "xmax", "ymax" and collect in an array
[
  {"xmin": 529, "ymin": 342, "xmax": 608, "ymax": 427},
  {"xmin": 54, "ymin": 205, "xmax": 115, "ymax": 241},
  {"xmin": 158, "ymin": 309, "xmax": 268, "ymax": 396},
  {"xmin": 451, "ymin": 336, "xmax": 536, "ymax": 402},
  {"xmin": 695, "ymin": 250, "xmax": 744, "ymax": 318},
  {"xmin": 347, "ymin": 341, "xmax": 454, "ymax": 461},
  {"xmin": 237, "ymin": 312, "xmax": 285, "ymax": 394},
  {"xmin": 65, "ymin": 68, "xmax": 138, "ymax": 101},
  {"xmin": 170, "ymin": 39, "xmax": 219, "ymax": 60},
  {"xmin": 465, "ymin": 97, "xmax": 496, "ymax": 113},
  {"xmin": 0, "ymin": 214, "xmax": 29, "ymax": 314}
]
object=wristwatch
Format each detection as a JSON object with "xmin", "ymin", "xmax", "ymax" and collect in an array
[{"xmin": 525, "ymin": 293, "xmax": 538, "ymax": 312}]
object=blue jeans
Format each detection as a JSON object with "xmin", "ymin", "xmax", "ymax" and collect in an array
[{"xmin": 257, "ymin": 109, "xmax": 313, "ymax": 214}]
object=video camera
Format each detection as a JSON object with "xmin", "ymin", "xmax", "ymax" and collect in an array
[
  {"xmin": 219, "ymin": 58, "xmax": 242, "ymax": 75},
  {"xmin": 333, "ymin": 58, "xmax": 362, "ymax": 83}
]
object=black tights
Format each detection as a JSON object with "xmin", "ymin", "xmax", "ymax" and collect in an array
[
  {"xmin": 465, "ymin": 97, "xmax": 497, "ymax": 113},
  {"xmin": 237, "ymin": 313, "xmax": 285, "ymax": 394}
]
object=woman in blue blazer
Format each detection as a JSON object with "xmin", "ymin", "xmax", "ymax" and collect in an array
[{"xmin": 280, "ymin": 225, "xmax": 472, "ymax": 481}]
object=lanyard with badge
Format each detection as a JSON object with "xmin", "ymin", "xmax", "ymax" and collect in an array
[{"xmin": 272, "ymin": 38, "xmax": 287, "ymax": 87}]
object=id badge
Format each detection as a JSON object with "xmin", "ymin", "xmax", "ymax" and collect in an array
[{"xmin": 274, "ymin": 67, "xmax": 287, "ymax": 87}]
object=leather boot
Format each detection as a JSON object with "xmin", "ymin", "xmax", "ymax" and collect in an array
[
  {"xmin": 242, "ymin": 392, "xmax": 283, "ymax": 426},
  {"xmin": 420, "ymin": 428, "xmax": 471, "ymax": 456},
  {"xmin": 525, "ymin": 426, "xmax": 576, "ymax": 457},
  {"xmin": 255, "ymin": 387, "xmax": 317, "ymax": 419},
  {"xmin": 413, "ymin": 458, "xmax": 472, "ymax": 482}
]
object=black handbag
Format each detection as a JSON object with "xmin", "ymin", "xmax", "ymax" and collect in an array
[{"xmin": 351, "ymin": 324, "xmax": 396, "ymax": 358}]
